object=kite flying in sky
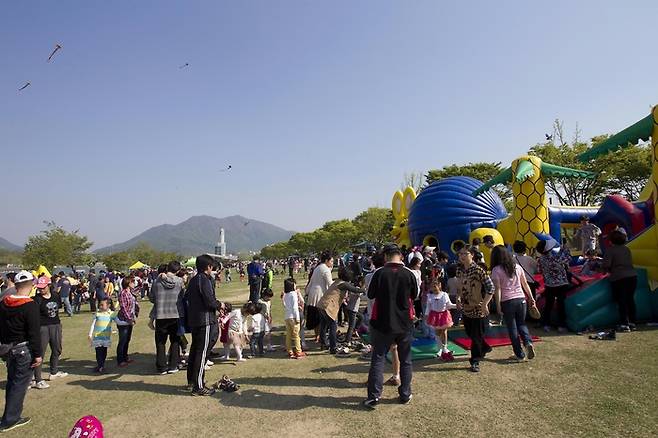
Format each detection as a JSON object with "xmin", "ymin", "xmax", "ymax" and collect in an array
[
  {"xmin": 219, "ymin": 165, "xmax": 232, "ymax": 172},
  {"xmin": 47, "ymin": 43, "xmax": 62, "ymax": 62},
  {"xmin": 179, "ymin": 63, "xmax": 189, "ymax": 69},
  {"xmin": 18, "ymin": 81, "xmax": 31, "ymax": 91}
]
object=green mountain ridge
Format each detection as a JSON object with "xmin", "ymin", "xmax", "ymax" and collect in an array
[{"xmin": 95, "ymin": 215, "xmax": 294, "ymax": 256}]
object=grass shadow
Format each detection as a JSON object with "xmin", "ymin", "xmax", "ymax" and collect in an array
[
  {"xmin": 216, "ymin": 388, "xmax": 363, "ymax": 411},
  {"xmin": 66, "ymin": 374, "xmax": 185, "ymax": 396},
  {"xmin": 236, "ymin": 375, "xmax": 362, "ymax": 389}
]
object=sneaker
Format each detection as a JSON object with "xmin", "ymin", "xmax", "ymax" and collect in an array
[
  {"xmin": 385, "ymin": 375, "xmax": 401, "ymax": 386},
  {"xmin": 618, "ymin": 325, "xmax": 631, "ymax": 333},
  {"xmin": 236, "ymin": 358, "xmax": 246, "ymax": 362},
  {"xmin": 191, "ymin": 387, "xmax": 216, "ymax": 397},
  {"xmin": 204, "ymin": 365, "xmax": 211, "ymax": 370},
  {"xmin": 399, "ymin": 394, "xmax": 413, "ymax": 405},
  {"xmin": 159, "ymin": 371, "xmax": 169, "ymax": 375},
  {"xmin": 288, "ymin": 351, "xmax": 296, "ymax": 359},
  {"xmin": 49, "ymin": 371, "xmax": 69, "ymax": 380},
  {"xmin": 469, "ymin": 363, "xmax": 480, "ymax": 373},
  {"xmin": 206, "ymin": 360, "xmax": 214, "ymax": 366},
  {"xmin": 0, "ymin": 417, "xmax": 31, "ymax": 433},
  {"xmin": 29, "ymin": 380, "xmax": 37, "ymax": 389},
  {"xmin": 167, "ymin": 369, "xmax": 179, "ymax": 374},
  {"xmin": 526, "ymin": 344, "xmax": 536, "ymax": 360},
  {"xmin": 97, "ymin": 367, "xmax": 105, "ymax": 374},
  {"xmin": 118, "ymin": 362, "xmax": 129, "ymax": 368},
  {"xmin": 361, "ymin": 398, "xmax": 379, "ymax": 410},
  {"xmin": 294, "ymin": 352, "xmax": 307, "ymax": 359},
  {"xmin": 35, "ymin": 380, "xmax": 50, "ymax": 389},
  {"xmin": 509, "ymin": 355, "xmax": 527, "ymax": 363}
]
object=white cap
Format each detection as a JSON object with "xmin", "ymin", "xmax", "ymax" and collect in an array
[{"xmin": 14, "ymin": 270, "xmax": 34, "ymax": 284}]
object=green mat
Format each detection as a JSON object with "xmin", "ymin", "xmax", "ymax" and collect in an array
[{"xmin": 359, "ymin": 334, "xmax": 467, "ymax": 362}]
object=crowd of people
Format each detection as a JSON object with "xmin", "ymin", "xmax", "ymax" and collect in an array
[{"xmin": 0, "ymin": 215, "xmax": 639, "ymax": 430}]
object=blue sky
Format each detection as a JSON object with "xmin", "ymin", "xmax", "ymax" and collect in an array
[{"xmin": 2, "ymin": 1, "xmax": 657, "ymax": 248}]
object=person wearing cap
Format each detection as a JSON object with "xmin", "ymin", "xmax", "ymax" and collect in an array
[
  {"xmin": 0, "ymin": 271, "xmax": 42, "ymax": 432},
  {"xmin": 536, "ymin": 239, "xmax": 571, "ymax": 333},
  {"xmin": 363, "ymin": 243, "xmax": 418, "ymax": 409},
  {"xmin": 32, "ymin": 276, "xmax": 68, "ymax": 388},
  {"xmin": 574, "ymin": 216, "xmax": 601, "ymax": 255}
]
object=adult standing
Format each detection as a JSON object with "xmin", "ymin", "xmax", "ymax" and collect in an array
[
  {"xmin": 87, "ymin": 270, "xmax": 98, "ymax": 312},
  {"xmin": 536, "ymin": 239, "xmax": 571, "ymax": 333},
  {"xmin": 455, "ymin": 246, "xmax": 494, "ymax": 373},
  {"xmin": 602, "ymin": 229, "xmax": 637, "ymax": 332},
  {"xmin": 247, "ymin": 256, "xmax": 264, "ymax": 303},
  {"xmin": 149, "ymin": 261, "xmax": 184, "ymax": 374},
  {"xmin": 363, "ymin": 244, "xmax": 417, "ymax": 409},
  {"xmin": 116, "ymin": 277, "xmax": 139, "ymax": 367},
  {"xmin": 575, "ymin": 216, "xmax": 602, "ymax": 254},
  {"xmin": 512, "ymin": 241, "xmax": 539, "ymax": 299},
  {"xmin": 304, "ymin": 251, "xmax": 334, "ymax": 342},
  {"xmin": 490, "ymin": 246, "xmax": 537, "ymax": 361},
  {"xmin": 56, "ymin": 271, "xmax": 73, "ymax": 317},
  {"xmin": 0, "ymin": 271, "xmax": 42, "ymax": 432},
  {"xmin": 32, "ymin": 276, "xmax": 68, "ymax": 389},
  {"xmin": 186, "ymin": 255, "xmax": 220, "ymax": 396}
]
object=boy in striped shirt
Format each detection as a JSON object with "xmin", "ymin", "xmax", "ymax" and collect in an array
[{"xmin": 88, "ymin": 298, "xmax": 116, "ymax": 373}]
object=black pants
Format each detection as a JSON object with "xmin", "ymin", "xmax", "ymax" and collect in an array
[
  {"xmin": 34, "ymin": 324, "xmax": 63, "ymax": 381},
  {"xmin": 187, "ymin": 324, "xmax": 213, "ymax": 390},
  {"xmin": 319, "ymin": 310, "xmax": 337, "ymax": 351},
  {"xmin": 541, "ymin": 284, "xmax": 569, "ymax": 328},
  {"xmin": 345, "ymin": 310, "xmax": 363, "ymax": 343},
  {"xmin": 116, "ymin": 325, "xmax": 133, "ymax": 364},
  {"xmin": 611, "ymin": 276, "xmax": 637, "ymax": 326},
  {"xmin": 155, "ymin": 318, "xmax": 180, "ymax": 372},
  {"xmin": 95, "ymin": 347, "xmax": 107, "ymax": 369},
  {"xmin": 1, "ymin": 345, "xmax": 32, "ymax": 427},
  {"xmin": 249, "ymin": 279, "xmax": 262, "ymax": 303},
  {"xmin": 463, "ymin": 316, "xmax": 491, "ymax": 365},
  {"xmin": 367, "ymin": 328, "xmax": 413, "ymax": 401}
]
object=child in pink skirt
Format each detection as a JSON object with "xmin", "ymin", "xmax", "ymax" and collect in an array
[{"xmin": 425, "ymin": 279, "xmax": 456, "ymax": 361}]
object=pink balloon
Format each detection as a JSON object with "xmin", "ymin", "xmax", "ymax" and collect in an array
[{"xmin": 68, "ymin": 416, "xmax": 104, "ymax": 438}]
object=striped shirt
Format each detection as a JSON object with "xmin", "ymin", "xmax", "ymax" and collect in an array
[{"xmin": 89, "ymin": 310, "xmax": 116, "ymax": 347}]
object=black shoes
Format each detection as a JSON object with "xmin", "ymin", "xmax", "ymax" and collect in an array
[
  {"xmin": 0, "ymin": 417, "xmax": 31, "ymax": 433},
  {"xmin": 191, "ymin": 387, "xmax": 216, "ymax": 396},
  {"xmin": 362, "ymin": 398, "xmax": 380, "ymax": 410},
  {"xmin": 399, "ymin": 394, "xmax": 413, "ymax": 405},
  {"xmin": 470, "ymin": 362, "xmax": 480, "ymax": 373}
]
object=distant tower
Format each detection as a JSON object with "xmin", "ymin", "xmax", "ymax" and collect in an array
[{"xmin": 215, "ymin": 227, "xmax": 227, "ymax": 256}]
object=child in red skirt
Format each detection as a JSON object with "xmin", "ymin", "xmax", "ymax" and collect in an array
[{"xmin": 425, "ymin": 279, "xmax": 456, "ymax": 361}]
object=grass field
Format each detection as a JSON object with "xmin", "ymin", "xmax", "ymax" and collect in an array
[{"xmin": 2, "ymin": 273, "xmax": 658, "ymax": 437}]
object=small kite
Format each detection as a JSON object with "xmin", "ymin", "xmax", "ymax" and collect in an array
[
  {"xmin": 545, "ymin": 134, "xmax": 553, "ymax": 141},
  {"xmin": 179, "ymin": 63, "xmax": 189, "ymax": 69},
  {"xmin": 219, "ymin": 165, "xmax": 232, "ymax": 172},
  {"xmin": 18, "ymin": 81, "xmax": 31, "ymax": 91},
  {"xmin": 47, "ymin": 44, "xmax": 62, "ymax": 62}
]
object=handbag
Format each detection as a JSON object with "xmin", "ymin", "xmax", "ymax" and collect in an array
[{"xmin": 528, "ymin": 304, "xmax": 541, "ymax": 320}]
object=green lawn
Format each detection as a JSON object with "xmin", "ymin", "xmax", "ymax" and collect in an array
[{"xmin": 2, "ymin": 273, "xmax": 658, "ymax": 437}]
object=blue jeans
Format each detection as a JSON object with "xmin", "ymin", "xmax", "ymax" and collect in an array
[
  {"xmin": 116, "ymin": 324, "xmax": 133, "ymax": 364},
  {"xmin": 319, "ymin": 310, "xmax": 337, "ymax": 351},
  {"xmin": 61, "ymin": 296, "xmax": 72, "ymax": 316},
  {"xmin": 1, "ymin": 345, "xmax": 33, "ymax": 427},
  {"xmin": 367, "ymin": 328, "xmax": 413, "ymax": 400},
  {"xmin": 501, "ymin": 298, "xmax": 533, "ymax": 359}
]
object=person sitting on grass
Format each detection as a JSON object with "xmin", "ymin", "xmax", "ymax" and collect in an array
[
  {"xmin": 283, "ymin": 278, "xmax": 306, "ymax": 359},
  {"xmin": 88, "ymin": 298, "xmax": 116, "ymax": 373}
]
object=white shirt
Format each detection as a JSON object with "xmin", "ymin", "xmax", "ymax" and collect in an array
[
  {"xmin": 283, "ymin": 290, "xmax": 300, "ymax": 321},
  {"xmin": 305, "ymin": 263, "xmax": 333, "ymax": 307},
  {"xmin": 250, "ymin": 313, "xmax": 265, "ymax": 334},
  {"xmin": 228, "ymin": 309, "xmax": 244, "ymax": 333},
  {"xmin": 424, "ymin": 291, "xmax": 455, "ymax": 315}
]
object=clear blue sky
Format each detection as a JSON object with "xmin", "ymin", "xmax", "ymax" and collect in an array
[{"xmin": 2, "ymin": 1, "xmax": 657, "ymax": 248}]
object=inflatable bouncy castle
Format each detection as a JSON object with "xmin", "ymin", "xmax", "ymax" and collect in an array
[{"xmin": 393, "ymin": 105, "xmax": 658, "ymax": 330}]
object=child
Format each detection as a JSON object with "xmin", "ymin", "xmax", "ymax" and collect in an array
[
  {"xmin": 246, "ymin": 302, "xmax": 265, "ymax": 357},
  {"xmin": 283, "ymin": 278, "xmax": 305, "ymax": 359},
  {"xmin": 88, "ymin": 298, "xmax": 116, "ymax": 373},
  {"xmin": 259, "ymin": 289, "xmax": 274, "ymax": 351},
  {"xmin": 220, "ymin": 303, "xmax": 247, "ymax": 362},
  {"xmin": 581, "ymin": 249, "xmax": 603, "ymax": 276},
  {"xmin": 425, "ymin": 279, "xmax": 456, "ymax": 361}
]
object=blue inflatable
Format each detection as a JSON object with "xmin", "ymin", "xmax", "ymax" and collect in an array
[{"xmin": 407, "ymin": 176, "xmax": 508, "ymax": 257}]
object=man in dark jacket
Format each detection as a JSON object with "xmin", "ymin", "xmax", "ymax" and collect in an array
[
  {"xmin": 185, "ymin": 255, "xmax": 219, "ymax": 396},
  {"xmin": 0, "ymin": 271, "xmax": 42, "ymax": 432},
  {"xmin": 247, "ymin": 256, "xmax": 264, "ymax": 302},
  {"xmin": 149, "ymin": 261, "xmax": 184, "ymax": 375},
  {"xmin": 363, "ymin": 244, "xmax": 418, "ymax": 409}
]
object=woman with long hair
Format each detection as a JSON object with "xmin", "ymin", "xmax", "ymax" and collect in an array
[{"xmin": 490, "ymin": 245, "xmax": 537, "ymax": 361}]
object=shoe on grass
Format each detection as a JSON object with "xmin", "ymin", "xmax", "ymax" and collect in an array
[
  {"xmin": 361, "ymin": 398, "xmax": 379, "ymax": 410},
  {"xmin": 0, "ymin": 417, "xmax": 31, "ymax": 433},
  {"xmin": 35, "ymin": 380, "xmax": 50, "ymax": 389},
  {"xmin": 469, "ymin": 363, "xmax": 480, "ymax": 373},
  {"xmin": 206, "ymin": 360, "xmax": 214, "ymax": 366},
  {"xmin": 167, "ymin": 369, "xmax": 179, "ymax": 374},
  {"xmin": 191, "ymin": 387, "xmax": 215, "ymax": 397},
  {"xmin": 526, "ymin": 344, "xmax": 536, "ymax": 360},
  {"xmin": 49, "ymin": 371, "xmax": 68, "ymax": 380},
  {"xmin": 399, "ymin": 394, "xmax": 413, "ymax": 405}
]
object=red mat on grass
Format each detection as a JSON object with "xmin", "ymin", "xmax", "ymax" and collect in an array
[{"xmin": 449, "ymin": 326, "xmax": 541, "ymax": 350}]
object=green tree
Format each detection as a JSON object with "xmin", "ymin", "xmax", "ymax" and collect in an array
[
  {"xmin": 320, "ymin": 219, "xmax": 359, "ymax": 252},
  {"xmin": 352, "ymin": 207, "xmax": 394, "ymax": 245},
  {"xmin": 102, "ymin": 251, "xmax": 134, "ymax": 271},
  {"xmin": 23, "ymin": 221, "xmax": 93, "ymax": 270},
  {"xmin": 0, "ymin": 249, "xmax": 22, "ymax": 266}
]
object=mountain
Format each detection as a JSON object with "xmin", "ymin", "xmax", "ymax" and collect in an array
[
  {"xmin": 0, "ymin": 237, "xmax": 22, "ymax": 252},
  {"xmin": 96, "ymin": 215, "xmax": 294, "ymax": 256}
]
